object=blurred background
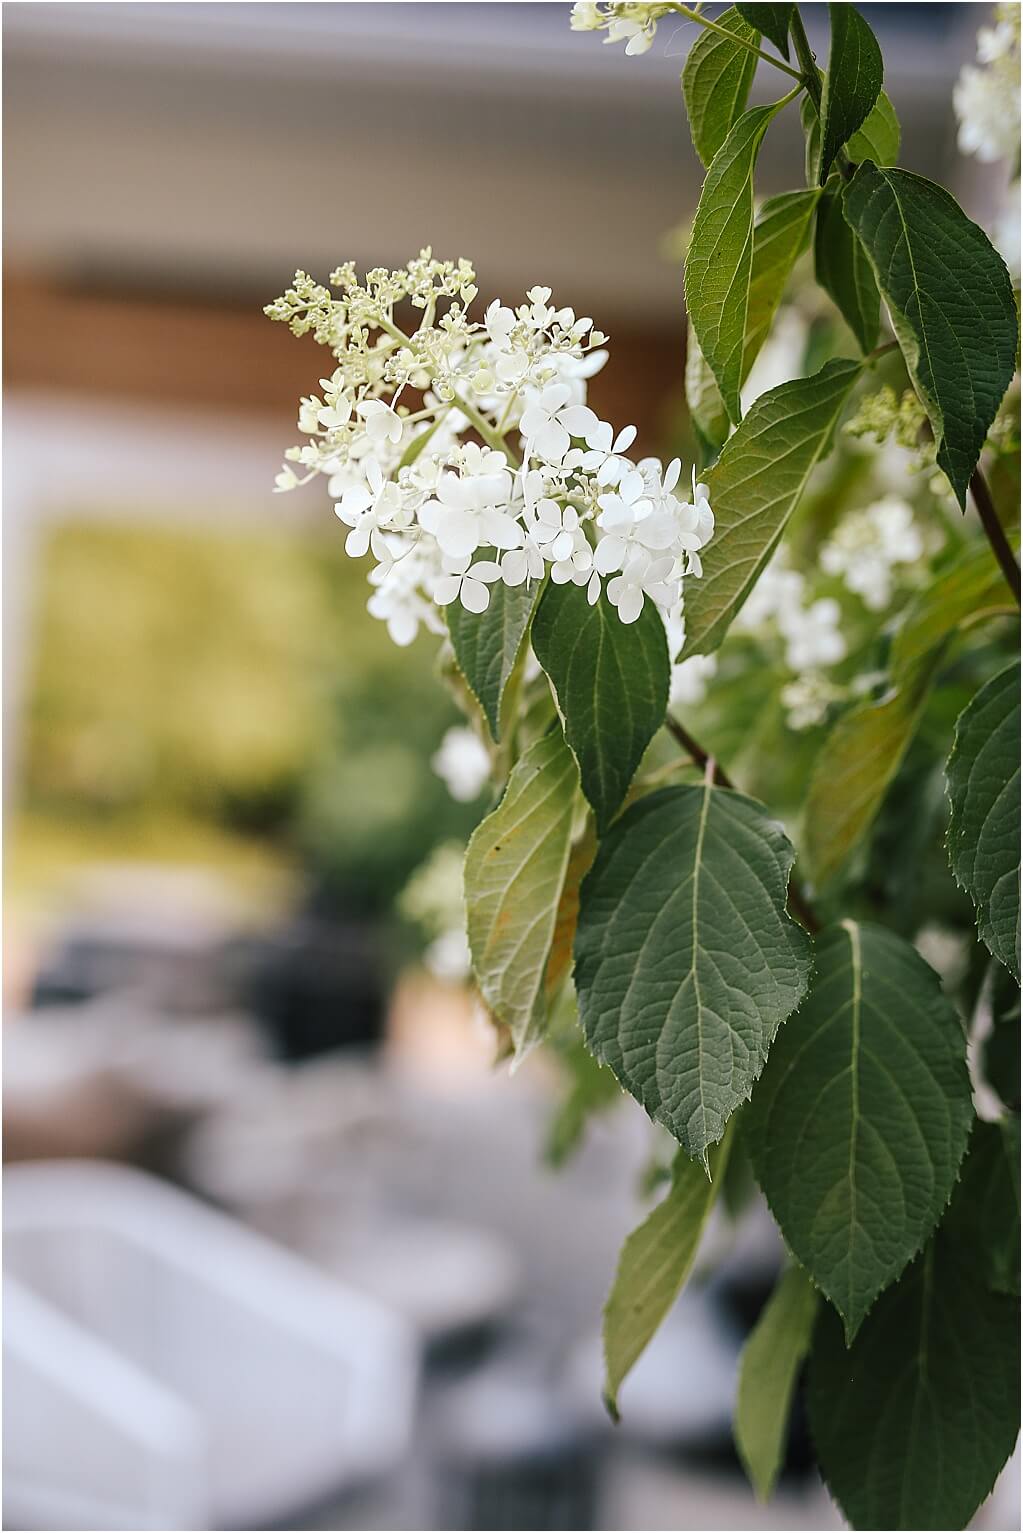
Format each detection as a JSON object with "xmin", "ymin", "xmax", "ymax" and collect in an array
[{"xmin": 3, "ymin": 4, "xmax": 1019, "ymax": 1530}]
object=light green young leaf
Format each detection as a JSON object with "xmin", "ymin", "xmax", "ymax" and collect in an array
[
  {"xmin": 802, "ymin": 88, "xmax": 899, "ymax": 185},
  {"xmin": 943, "ymin": 1118, "xmax": 1021, "ymax": 1296},
  {"xmin": 748, "ymin": 921, "xmax": 973, "ymax": 1339},
  {"xmin": 574, "ymin": 783, "xmax": 811, "ymax": 1164},
  {"xmin": 804, "ymin": 651, "xmax": 941, "ymax": 887},
  {"xmin": 808, "ymin": 1236, "xmax": 1020, "ymax": 1531},
  {"xmin": 844, "ymin": 162, "xmax": 1018, "ymax": 508},
  {"xmin": 530, "ymin": 582, "xmax": 669, "ymax": 834},
  {"xmin": 735, "ymin": 3, "xmax": 792, "ymax": 57},
  {"xmin": 686, "ymin": 190, "xmax": 819, "ymax": 457},
  {"xmin": 818, "ymin": 4, "xmax": 883, "ymax": 183},
  {"xmin": 891, "ymin": 539, "xmax": 1018, "ymax": 676},
  {"xmin": 685, "ymin": 98, "xmax": 791, "ymax": 423},
  {"xmin": 680, "ymin": 359, "xmax": 862, "ymax": 659},
  {"xmin": 603, "ymin": 1131, "xmax": 731, "ymax": 1418},
  {"xmin": 846, "ymin": 88, "xmax": 901, "ymax": 164},
  {"xmin": 464, "ymin": 731, "xmax": 577, "ymax": 1058},
  {"xmin": 814, "ymin": 186, "xmax": 880, "ymax": 352},
  {"xmin": 735, "ymin": 1265, "xmax": 818, "ymax": 1501},
  {"xmin": 946, "ymin": 661, "xmax": 1021, "ymax": 980},
  {"xmin": 682, "ymin": 6, "xmax": 760, "ymax": 169},
  {"xmin": 447, "ymin": 572, "xmax": 541, "ymax": 740}
]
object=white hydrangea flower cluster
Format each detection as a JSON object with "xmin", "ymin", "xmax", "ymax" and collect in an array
[
  {"xmin": 569, "ymin": 1, "xmax": 675, "ymax": 55},
  {"xmin": 398, "ymin": 840, "xmax": 472, "ymax": 983},
  {"xmin": 431, "ymin": 726, "xmax": 492, "ymax": 803},
  {"xmin": 819, "ymin": 496, "xmax": 925, "ymax": 612},
  {"xmin": 734, "ymin": 551, "xmax": 848, "ymax": 730},
  {"xmin": 268, "ymin": 254, "xmax": 713, "ymax": 645},
  {"xmin": 953, "ymin": 4, "xmax": 1021, "ymax": 166}
]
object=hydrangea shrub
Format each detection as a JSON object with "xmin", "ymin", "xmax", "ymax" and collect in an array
[{"xmin": 269, "ymin": 5, "xmax": 1021, "ymax": 1527}]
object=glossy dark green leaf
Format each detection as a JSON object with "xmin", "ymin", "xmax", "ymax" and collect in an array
[
  {"xmin": 943, "ymin": 1117, "xmax": 1020, "ymax": 1296},
  {"xmin": 685, "ymin": 99, "xmax": 790, "ymax": 423},
  {"xmin": 808, "ymin": 1235, "xmax": 1020, "ymax": 1530},
  {"xmin": 446, "ymin": 570, "xmax": 540, "ymax": 739},
  {"xmin": 802, "ymin": 88, "xmax": 899, "ymax": 185},
  {"xmin": 749, "ymin": 921, "xmax": 973, "ymax": 1338},
  {"xmin": 818, "ymin": 4, "xmax": 883, "ymax": 182},
  {"xmin": 735, "ymin": 2, "xmax": 792, "ymax": 57},
  {"xmin": 682, "ymin": 6, "xmax": 760, "ymax": 168},
  {"xmin": 531, "ymin": 581, "xmax": 669, "ymax": 834},
  {"xmin": 844, "ymin": 162, "xmax": 1018, "ymax": 507},
  {"xmin": 680, "ymin": 359, "xmax": 862, "ymax": 659},
  {"xmin": 946, "ymin": 661, "xmax": 1021, "ymax": 979},
  {"xmin": 575, "ymin": 783, "xmax": 811, "ymax": 1163},
  {"xmin": 814, "ymin": 186, "xmax": 880, "ymax": 352}
]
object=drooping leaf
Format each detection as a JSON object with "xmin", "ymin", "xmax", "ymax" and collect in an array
[
  {"xmin": 686, "ymin": 322, "xmax": 732, "ymax": 458},
  {"xmin": 575, "ymin": 783, "xmax": 811, "ymax": 1163},
  {"xmin": 814, "ymin": 186, "xmax": 880, "ymax": 352},
  {"xmin": 844, "ymin": 162, "xmax": 1018, "ymax": 508},
  {"xmin": 943, "ymin": 1117, "xmax": 1021, "ymax": 1296},
  {"xmin": 802, "ymin": 88, "xmax": 900, "ymax": 185},
  {"xmin": 685, "ymin": 98, "xmax": 790, "ymax": 423},
  {"xmin": 735, "ymin": 1265, "xmax": 818, "ymax": 1501},
  {"xmin": 748, "ymin": 921, "xmax": 973, "ymax": 1339},
  {"xmin": 744, "ymin": 189, "xmax": 821, "ymax": 363},
  {"xmin": 735, "ymin": 2, "xmax": 792, "ymax": 57},
  {"xmin": 682, "ymin": 6, "xmax": 760, "ymax": 169},
  {"xmin": 946, "ymin": 661, "xmax": 1021, "ymax": 979},
  {"xmin": 464, "ymin": 731, "xmax": 577, "ymax": 1058},
  {"xmin": 818, "ymin": 4, "xmax": 883, "ymax": 183},
  {"xmin": 545, "ymin": 816, "xmax": 597, "ymax": 999},
  {"xmin": 603, "ymin": 1131, "xmax": 731, "ymax": 1418},
  {"xmin": 808, "ymin": 1236, "xmax": 1020, "ymax": 1531},
  {"xmin": 685, "ymin": 190, "xmax": 819, "ymax": 457},
  {"xmin": 804, "ymin": 651, "xmax": 942, "ymax": 887},
  {"xmin": 891, "ymin": 539, "xmax": 1018, "ymax": 677},
  {"xmin": 680, "ymin": 359, "xmax": 862, "ymax": 659},
  {"xmin": 446, "ymin": 571, "xmax": 541, "ymax": 740},
  {"xmin": 531, "ymin": 581, "xmax": 669, "ymax": 834}
]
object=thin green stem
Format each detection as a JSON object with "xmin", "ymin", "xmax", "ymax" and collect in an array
[
  {"xmin": 971, "ymin": 466, "xmax": 1021, "ymax": 605},
  {"xmin": 377, "ymin": 315, "xmax": 516, "ymax": 460},
  {"xmin": 669, "ymin": 3, "xmax": 804, "ymax": 80}
]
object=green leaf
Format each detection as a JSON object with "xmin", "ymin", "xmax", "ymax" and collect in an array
[
  {"xmin": 846, "ymin": 88, "xmax": 901, "ymax": 164},
  {"xmin": 943, "ymin": 1118, "xmax": 1021, "ymax": 1296},
  {"xmin": 735, "ymin": 3, "xmax": 792, "ymax": 57},
  {"xmin": 685, "ymin": 98, "xmax": 790, "ymax": 423},
  {"xmin": 802, "ymin": 87, "xmax": 899, "ymax": 185},
  {"xmin": 735, "ymin": 1265, "xmax": 818, "ymax": 1501},
  {"xmin": 530, "ymin": 582, "xmax": 669, "ymax": 835},
  {"xmin": 680, "ymin": 359, "xmax": 862, "ymax": 659},
  {"xmin": 891, "ymin": 539, "xmax": 1018, "ymax": 677},
  {"xmin": 983, "ymin": 963, "xmax": 1021, "ymax": 1111},
  {"xmin": 744, "ymin": 189, "xmax": 821, "ymax": 363},
  {"xmin": 946, "ymin": 661, "xmax": 1021, "ymax": 979},
  {"xmin": 446, "ymin": 572, "xmax": 541, "ymax": 740},
  {"xmin": 574, "ymin": 783, "xmax": 811, "ymax": 1163},
  {"xmin": 603, "ymin": 1131, "xmax": 731, "ymax": 1418},
  {"xmin": 685, "ymin": 190, "xmax": 819, "ymax": 457},
  {"xmin": 844, "ymin": 162, "xmax": 1018, "ymax": 508},
  {"xmin": 682, "ymin": 6, "xmax": 760, "ymax": 169},
  {"xmin": 814, "ymin": 187, "xmax": 880, "ymax": 352},
  {"xmin": 685, "ymin": 322, "xmax": 732, "ymax": 458},
  {"xmin": 818, "ymin": 4, "xmax": 883, "ymax": 183},
  {"xmin": 464, "ymin": 731, "xmax": 577, "ymax": 1058},
  {"xmin": 808, "ymin": 1236, "xmax": 1021, "ymax": 1531},
  {"xmin": 804, "ymin": 652, "xmax": 942, "ymax": 887},
  {"xmin": 748, "ymin": 920, "xmax": 973, "ymax": 1339}
]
